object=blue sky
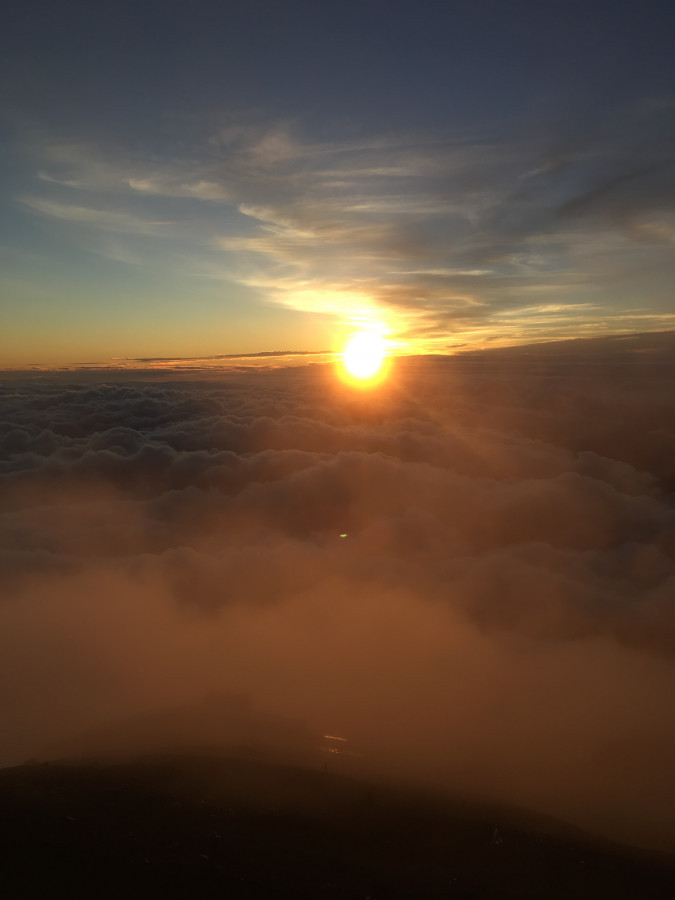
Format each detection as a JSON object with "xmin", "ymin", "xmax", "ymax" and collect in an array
[{"xmin": 1, "ymin": 0, "xmax": 674, "ymax": 366}]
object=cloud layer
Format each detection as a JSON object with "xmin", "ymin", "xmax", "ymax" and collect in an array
[{"xmin": 1, "ymin": 332, "xmax": 674, "ymax": 851}]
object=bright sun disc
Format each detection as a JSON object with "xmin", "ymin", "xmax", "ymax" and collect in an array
[{"xmin": 342, "ymin": 332, "xmax": 387, "ymax": 381}]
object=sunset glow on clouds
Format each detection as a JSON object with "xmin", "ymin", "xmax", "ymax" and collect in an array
[
  {"xmin": 1, "ymin": 333, "xmax": 674, "ymax": 851},
  {"xmin": 7, "ymin": 115, "xmax": 675, "ymax": 368},
  {"xmin": 1, "ymin": 5, "xmax": 675, "ymax": 869},
  {"xmin": 1, "ymin": 1, "xmax": 674, "ymax": 367}
]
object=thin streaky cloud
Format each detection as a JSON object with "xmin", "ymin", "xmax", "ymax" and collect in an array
[{"xmin": 11, "ymin": 105, "xmax": 675, "ymax": 350}]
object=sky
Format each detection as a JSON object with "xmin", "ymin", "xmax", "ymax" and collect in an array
[{"xmin": 1, "ymin": 0, "xmax": 674, "ymax": 367}]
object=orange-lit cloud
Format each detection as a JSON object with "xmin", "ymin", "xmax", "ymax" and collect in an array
[{"xmin": 1, "ymin": 333, "xmax": 674, "ymax": 851}]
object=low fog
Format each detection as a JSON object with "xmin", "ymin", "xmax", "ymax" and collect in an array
[{"xmin": 1, "ymin": 332, "xmax": 674, "ymax": 852}]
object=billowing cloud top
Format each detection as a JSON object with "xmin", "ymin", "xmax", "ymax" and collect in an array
[{"xmin": 1, "ymin": 332, "xmax": 674, "ymax": 851}]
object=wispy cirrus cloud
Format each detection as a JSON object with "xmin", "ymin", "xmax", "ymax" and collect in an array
[
  {"xmin": 15, "ymin": 103, "xmax": 675, "ymax": 349},
  {"xmin": 20, "ymin": 196, "xmax": 176, "ymax": 234}
]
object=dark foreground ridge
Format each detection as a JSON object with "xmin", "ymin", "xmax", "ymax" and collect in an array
[{"xmin": 1, "ymin": 754, "xmax": 674, "ymax": 899}]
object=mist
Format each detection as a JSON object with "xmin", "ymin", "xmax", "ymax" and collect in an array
[{"xmin": 1, "ymin": 331, "xmax": 674, "ymax": 852}]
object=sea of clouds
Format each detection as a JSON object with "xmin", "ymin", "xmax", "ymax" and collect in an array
[{"xmin": 1, "ymin": 332, "xmax": 674, "ymax": 850}]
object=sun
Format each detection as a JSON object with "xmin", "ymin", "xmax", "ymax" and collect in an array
[{"xmin": 341, "ymin": 332, "xmax": 388, "ymax": 383}]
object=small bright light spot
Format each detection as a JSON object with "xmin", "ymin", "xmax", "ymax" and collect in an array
[
  {"xmin": 342, "ymin": 332, "xmax": 387, "ymax": 381},
  {"xmin": 340, "ymin": 533, "xmax": 348, "ymax": 538}
]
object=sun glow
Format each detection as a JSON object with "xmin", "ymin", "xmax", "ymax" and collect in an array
[{"xmin": 340, "ymin": 331, "xmax": 388, "ymax": 385}]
